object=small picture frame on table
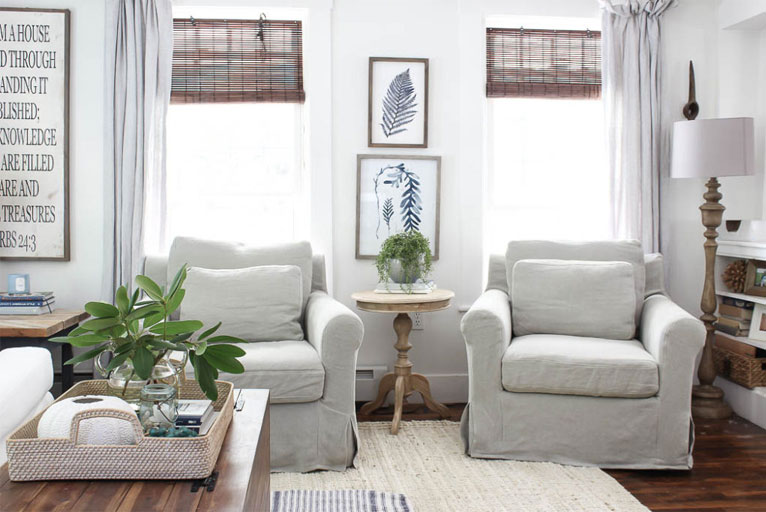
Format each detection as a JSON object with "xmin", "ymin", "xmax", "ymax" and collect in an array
[
  {"xmin": 7, "ymin": 274, "xmax": 30, "ymax": 295},
  {"xmin": 748, "ymin": 303, "xmax": 766, "ymax": 342},
  {"xmin": 743, "ymin": 259, "xmax": 766, "ymax": 297}
]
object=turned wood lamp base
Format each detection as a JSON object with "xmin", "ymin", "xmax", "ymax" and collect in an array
[
  {"xmin": 693, "ymin": 177, "xmax": 732, "ymax": 420},
  {"xmin": 692, "ymin": 384, "xmax": 732, "ymax": 419}
]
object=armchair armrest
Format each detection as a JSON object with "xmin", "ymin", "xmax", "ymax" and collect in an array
[
  {"xmin": 305, "ymin": 291, "xmax": 364, "ymax": 406},
  {"xmin": 639, "ymin": 294, "xmax": 705, "ymax": 458},
  {"xmin": 461, "ymin": 289, "xmax": 512, "ymax": 396},
  {"xmin": 640, "ymin": 294, "xmax": 705, "ymax": 367},
  {"xmin": 461, "ymin": 289, "xmax": 512, "ymax": 349},
  {"xmin": 640, "ymin": 294, "xmax": 705, "ymax": 402}
]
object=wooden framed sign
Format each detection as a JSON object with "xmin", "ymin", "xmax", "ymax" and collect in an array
[{"xmin": 0, "ymin": 8, "xmax": 70, "ymax": 260}]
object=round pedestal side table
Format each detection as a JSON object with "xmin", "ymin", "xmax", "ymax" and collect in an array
[{"xmin": 351, "ymin": 289, "xmax": 455, "ymax": 434}]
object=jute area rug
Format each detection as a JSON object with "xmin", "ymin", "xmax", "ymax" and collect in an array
[{"xmin": 272, "ymin": 421, "xmax": 649, "ymax": 512}]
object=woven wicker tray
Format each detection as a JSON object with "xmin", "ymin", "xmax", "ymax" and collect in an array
[{"xmin": 6, "ymin": 379, "xmax": 234, "ymax": 481}]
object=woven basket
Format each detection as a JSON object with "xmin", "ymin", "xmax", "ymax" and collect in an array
[
  {"xmin": 6, "ymin": 379, "xmax": 233, "ymax": 481},
  {"xmin": 713, "ymin": 346, "xmax": 766, "ymax": 389}
]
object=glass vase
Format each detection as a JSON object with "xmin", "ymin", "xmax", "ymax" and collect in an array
[{"xmin": 96, "ymin": 352, "xmax": 186, "ymax": 409}]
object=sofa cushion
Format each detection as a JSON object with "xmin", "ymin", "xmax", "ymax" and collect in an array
[
  {"xmin": 505, "ymin": 240, "xmax": 646, "ymax": 324},
  {"xmin": 502, "ymin": 334, "xmax": 659, "ymax": 398},
  {"xmin": 168, "ymin": 237, "xmax": 313, "ymax": 310},
  {"xmin": 511, "ymin": 259, "xmax": 636, "ymax": 339},
  {"xmin": 186, "ymin": 340, "xmax": 324, "ymax": 404},
  {"xmin": 181, "ymin": 265, "xmax": 304, "ymax": 342}
]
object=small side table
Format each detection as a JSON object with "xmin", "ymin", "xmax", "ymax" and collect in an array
[
  {"xmin": 0, "ymin": 310, "xmax": 89, "ymax": 392},
  {"xmin": 352, "ymin": 289, "xmax": 454, "ymax": 434}
]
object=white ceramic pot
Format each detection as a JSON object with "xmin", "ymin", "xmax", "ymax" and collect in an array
[{"xmin": 388, "ymin": 258, "xmax": 422, "ymax": 284}]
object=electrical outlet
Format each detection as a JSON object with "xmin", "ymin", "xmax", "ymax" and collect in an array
[{"xmin": 412, "ymin": 312, "xmax": 424, "ymax": 330}]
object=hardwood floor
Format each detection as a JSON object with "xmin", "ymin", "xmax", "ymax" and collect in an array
[{"xmin": 357, "ymin": 402, "xmax": 766, "ymax": 512}]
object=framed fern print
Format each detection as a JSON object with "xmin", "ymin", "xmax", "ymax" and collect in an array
[
  {"xmin": 356, "ymin": 155, "xmax": 441, "ymax": 259},
  {"xmin": 368, "ymin": 57, "xmax": 429, "ymax": 148}
]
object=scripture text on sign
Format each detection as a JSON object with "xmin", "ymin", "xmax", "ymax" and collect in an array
[{"xmin": 0, "ymin": 9, "xmax": 69, "ymax": 260}]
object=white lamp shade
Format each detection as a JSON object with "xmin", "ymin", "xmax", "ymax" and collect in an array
[{"xmin": 671, "ymin": 117, "xmax": 755, "ymax": 178}]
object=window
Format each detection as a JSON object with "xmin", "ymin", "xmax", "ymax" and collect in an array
[
  {"xmin": 156, "ymin": 17, "xmax": 306, "ymax": 252},
  {"xmin": 485, "ymin": 24, "xmax": 608, "ymax": 254}
]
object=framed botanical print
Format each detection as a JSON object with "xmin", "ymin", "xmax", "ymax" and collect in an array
[
  {"xmin": 356, "ymin": 155, "xmax": 440, "ymax": 259},
  {"xmin": 368, "ymin": 57, "xmax": 428, "ymax": 148}
]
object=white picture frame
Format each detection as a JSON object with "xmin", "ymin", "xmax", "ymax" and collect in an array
[
  {"xmin": 748, "ymin": 303, "xmax": 766, "ymax": 342},
  {"xmin": 356, "ymin": 154, "xmax": 440, "ymax": 259},
  {"xmin": 368, "ymin": 57, "xmax": 428, "ymax": 148}
]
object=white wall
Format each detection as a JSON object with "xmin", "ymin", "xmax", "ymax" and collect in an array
[
  {"xmin": 661, "ymin": 0, "xmax": 766, "ymax": 315},
  {"xmin": 0, "ymin": 0, "xmax": 106, "ymax": 309},
  {"xmin": 331, "ymin": 0, "xmax": 469, "ymax": 400}
]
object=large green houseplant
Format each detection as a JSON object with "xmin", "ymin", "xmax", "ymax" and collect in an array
[
  {"xmin": 376, "ymin": 231, "xmax": 433, "ymax": 292},
  {"xmin": 53, "ymin": 265, "xmax": 245, "ymax": 401}
]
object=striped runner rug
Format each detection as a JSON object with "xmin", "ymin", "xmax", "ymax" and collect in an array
[{"xmin": 271, "ymin": 489, "xmax": 412, "ymax": 512}]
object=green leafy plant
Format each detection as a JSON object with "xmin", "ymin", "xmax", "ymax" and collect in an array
[
  {"xmin": 52, "ymin": 265, "xmax": 246, "ymax": 400},
  {"xmin": 376, "ymin": 231, "xmax": 432, "ymax": 292}
]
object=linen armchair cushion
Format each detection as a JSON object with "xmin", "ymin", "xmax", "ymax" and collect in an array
[
  {"xmin": 501, "ymin": 334, "xmax": 659, "ymax": 398},
  {"xmin": 185, "ymin": 340, "xmax": 324, "ymax": 404},
  {"xmin": 511, "ymin": 259, "xmax": 636, "ymax": 339},
  {"xmin": 505, "ymin": 240, "xmax": 646, "ymax": 324},
  {"xmin": 167, "ymin": 237, "xmax": 313, "ymax": 310},
  {"xmin": 181, "ymin": 265, "xmax": 304, "ymax": 341}
]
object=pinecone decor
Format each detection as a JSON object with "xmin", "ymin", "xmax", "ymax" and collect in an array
[{"xmin": 722, "ymin": 260, "xmax": 747, "ymax": 293}]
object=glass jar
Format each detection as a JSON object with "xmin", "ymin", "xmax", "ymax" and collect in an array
[{"xmin": 138, "ymin": 383, "xmax": 178, "ymax": 432}]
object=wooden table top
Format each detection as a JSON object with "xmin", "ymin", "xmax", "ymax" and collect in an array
[
  {"xmin": 0, "ymin": 389, "xmax": 270, "ymax": 512},
  {"xmin": 352, "ymin": 289, "xmax": 454, "ymax": 313},
  {"xmin": 0, "ymin": 310, "xmax": 89, "ymax": 338}
]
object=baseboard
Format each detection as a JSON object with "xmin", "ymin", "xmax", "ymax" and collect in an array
[{"xmin": 355, "ymin": 371, "xmax": 468, "ymax": 404}]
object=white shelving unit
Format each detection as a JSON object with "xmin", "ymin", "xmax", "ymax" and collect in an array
[{"xmin": 714, "ymin": 239, "xmax": 766, "ymax": 428}]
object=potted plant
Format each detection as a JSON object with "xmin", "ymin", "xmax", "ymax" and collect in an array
[
  {"xmin": 53, "ymin": 264, "xmax": 245, "ymax": 402},
  {"xmin": 376, "ymin": 231, "xmax": 433, "ymax": 292}
]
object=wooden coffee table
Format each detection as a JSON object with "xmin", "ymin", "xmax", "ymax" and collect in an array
[
  {"xmin": 352, "ymin": 289, "xmax": 454, "ymax": 434},
  {"xmin": 0, "ymin": 310, "xmax": 89, "ymax": 392},
  {"xmin": 0, "ymin": 389, "xmax": 270, "ymax": 511}
]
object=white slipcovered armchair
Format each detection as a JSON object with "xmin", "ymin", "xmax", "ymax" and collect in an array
[
  {"xmin": 145, "ymin": 238, "xmax": 363, "ymax": 472},
  {"xmin": 460, "ymin": 241, "xmax": 705, "ymax": 469}
]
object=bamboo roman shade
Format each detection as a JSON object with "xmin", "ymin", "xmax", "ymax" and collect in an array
[
  {"xmin": 486, "ymin": 28, "xmax": 601, "ymax": 99},
  {"xmin": 171, "ymin": 18, "xmax": 305, "ymax": 103}
]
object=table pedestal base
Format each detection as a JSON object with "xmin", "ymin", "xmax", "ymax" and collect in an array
[{"xmin": 360, "ymin": 312, "xmax": 450, "ymax": 434}]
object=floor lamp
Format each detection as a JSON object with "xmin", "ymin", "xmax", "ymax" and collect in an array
[{"xmin": 671, "ymin": 117, "xmax": 755, "ymax": 419}]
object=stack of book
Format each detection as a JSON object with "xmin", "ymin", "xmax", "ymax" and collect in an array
[
  {"xmin": 175, "ymin": 399, "xmax": 218, "ymax": 435},
  {"xmin": 0, "ymin": 292, "xmax": 55, "ymax": 315},
  {"xmin": 715, "ymin": 297, "xmax": 754, "ymax": 337}
]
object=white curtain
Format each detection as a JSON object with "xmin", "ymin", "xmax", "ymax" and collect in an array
[
  {"xmin": 103, "ymin": 0, "xmax": 173, "ymax": 297},
  {"xmin": 601, "ymin": 0, "xmax": 675, "ymax": 252}
]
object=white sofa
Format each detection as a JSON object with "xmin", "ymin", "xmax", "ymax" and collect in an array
[
  {"xmin": 460, "ymin": 241, "xmax": 705, "ymax": 469},
  {"xmin": 0, "ymin": 347, "xmax": 55, "ymax": 465},
  {"xmin": 144, "ymin": 237, "xmax": 364, "ymax": 472}
]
